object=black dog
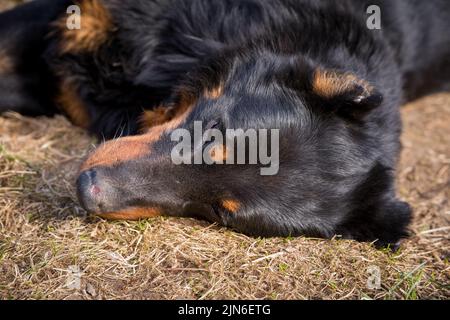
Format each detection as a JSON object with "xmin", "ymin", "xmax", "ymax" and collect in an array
[{"xmin": 1, "ymin": 0, "xmax": 449, "ymax": 247}]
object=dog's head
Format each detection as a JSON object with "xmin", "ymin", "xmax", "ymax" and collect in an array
[{"xmin": 76, "ymin": 52, "xmax": 410, "ymax": 242}]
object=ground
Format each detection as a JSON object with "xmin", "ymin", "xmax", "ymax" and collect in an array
[{"xmin": 0, "ymin": 0, "xmax": 449, "ymax": 300}]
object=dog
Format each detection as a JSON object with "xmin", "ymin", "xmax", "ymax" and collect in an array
[{"xmin": 1, "ymin": 0, "xmax": 449, "ymax": 247}]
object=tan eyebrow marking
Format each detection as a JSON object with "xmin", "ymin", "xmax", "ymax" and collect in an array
[
  {"xmin": 209, "ymin": 144, "xmax": 228, "ymax": 163},
  {"xmin": 221, "ymin": 199, "xmax": 241, "ymax": 213},
  {"xmin": 204, "ymin": 84, "xmax": 224, "ymax": 100},
  {"xmin": 312, "ymin": 69, "xmax": 373, "ymax": 99}
]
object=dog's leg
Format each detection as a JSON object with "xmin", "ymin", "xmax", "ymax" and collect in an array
[{"xmin": 0, "ymin": 0, "xmax": 73, "ymax": 117}]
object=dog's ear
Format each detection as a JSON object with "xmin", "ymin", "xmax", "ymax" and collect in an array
[{"xmin": 311, "ymin": 69, "xmax": 383, "ymax": 119}]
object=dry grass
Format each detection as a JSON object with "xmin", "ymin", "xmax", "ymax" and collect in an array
[
  {"xmin": 0, "ymin": 0, "xmax": 449, "ymax": 300},
  {"xmin": 0, "ymin": 96, "xmax": 448, "ymax": 300}
]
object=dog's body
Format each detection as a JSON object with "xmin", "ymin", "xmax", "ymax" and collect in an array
[{"xmin": 1, "ymin": 0, "xmax": 449, "ymax": 246}]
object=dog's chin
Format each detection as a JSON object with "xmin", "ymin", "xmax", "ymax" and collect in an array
[{"xmin": 93, "ymin": 207, "xmax": 164, "ymax": 221}]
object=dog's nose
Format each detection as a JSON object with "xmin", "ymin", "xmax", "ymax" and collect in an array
[{"xmin": 77, "ymin": 169, "xmax": 102, "ymax": 212}]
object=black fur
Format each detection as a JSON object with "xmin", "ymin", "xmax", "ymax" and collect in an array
[
  {"xmin": 0, "ymin": 0, "xmax": 72, "ymax": 116},
  {"xmin": 1, "ymin": 0, "xmax": 449, "ymax": 247}
]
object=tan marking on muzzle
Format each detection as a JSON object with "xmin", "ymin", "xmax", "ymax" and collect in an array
[
  {"xmin": 221, "ymin": 199, "xmax": 241, "ymax": 213},
  {"xmin": 98, "ymin": 207, "xmax": 163, "ymax": 220},
  {"xmin": 81, "ymin": 135, "xmax": 152, "ymax": 171},
  {"xmin": 209, "ymin": 144, "xmax": 228, "ymax": 163},
  {"xmin": 81, "ymin": 94, "xmax": 195, "ymax": 171},
  {"xmin": 56, "ymin": 0, "xmax": 114, "ymax": 54},
  {"xmin": 56, "ymin": 79, "xmax": 90, "ymax": 128}
]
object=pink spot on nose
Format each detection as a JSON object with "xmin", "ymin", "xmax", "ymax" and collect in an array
[{"xmin": 90, "ymin": 185, "xmax": 101, "ymax": 196}]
